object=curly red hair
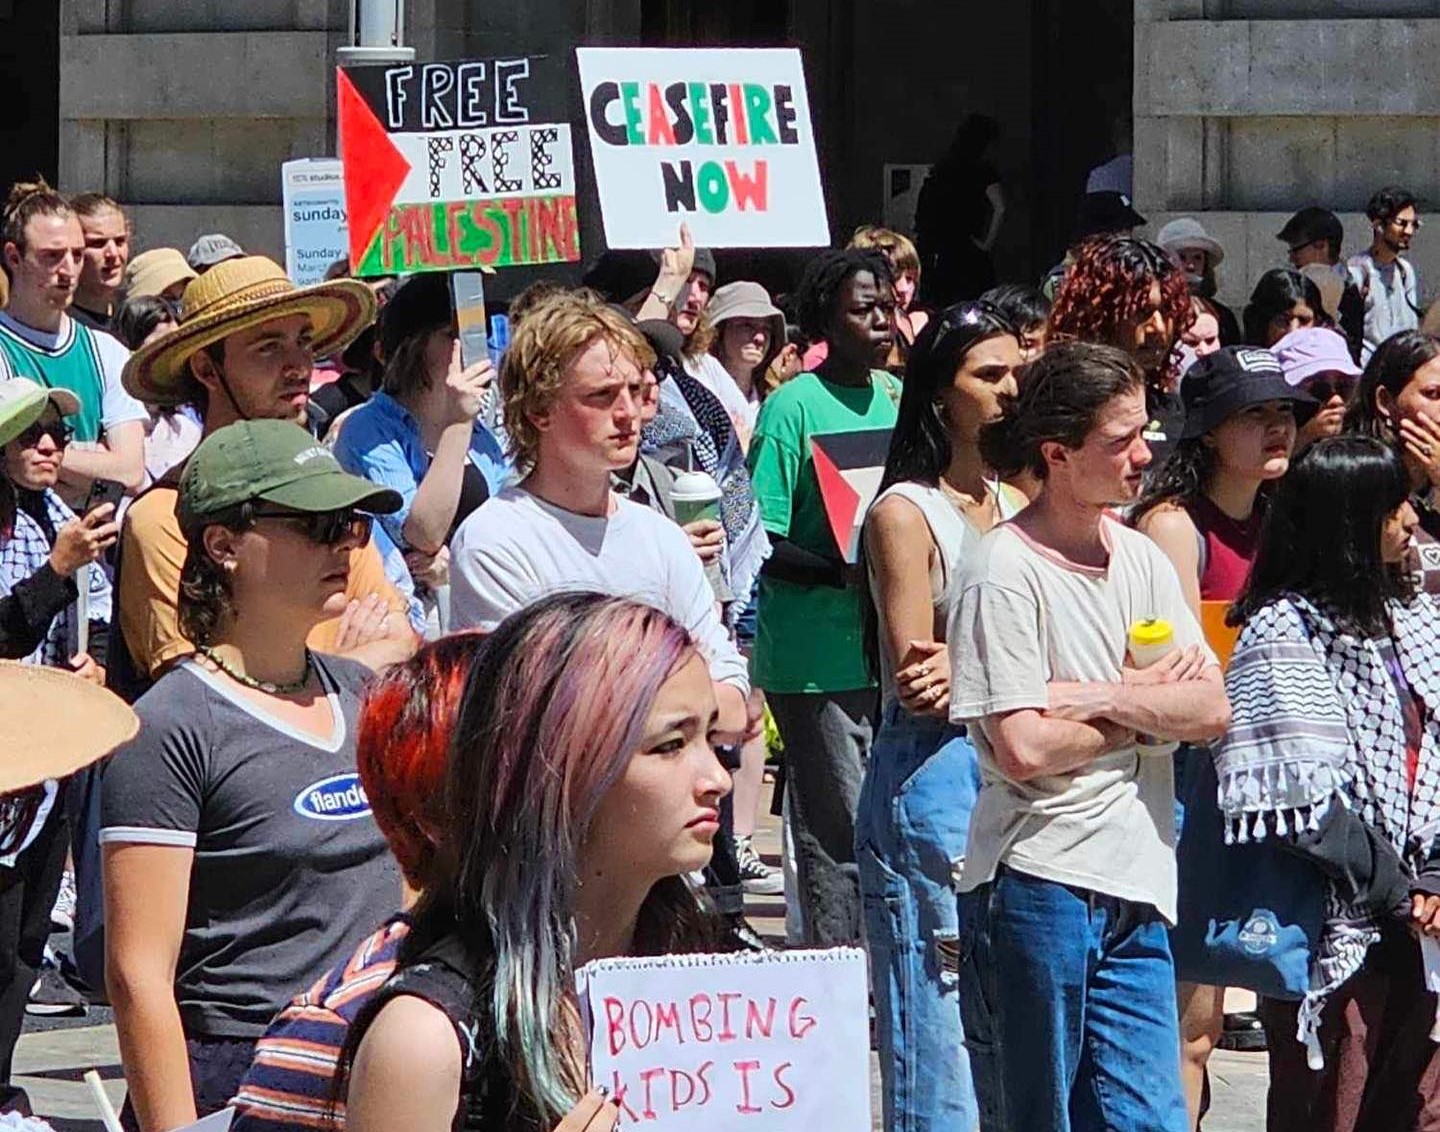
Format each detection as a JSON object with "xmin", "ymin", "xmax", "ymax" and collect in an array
[
  {"xmin": 356, "ymin": 631, "xmax": 484, "ymax": 889},
  {"xmin": 1049, "ymin": 235, "xmax": 1194, "ymax": 386}
]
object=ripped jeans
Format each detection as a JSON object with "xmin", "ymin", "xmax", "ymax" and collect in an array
[{"xmin": 856, "ymin": 705, "xmax": 980, "ymax": 1132}]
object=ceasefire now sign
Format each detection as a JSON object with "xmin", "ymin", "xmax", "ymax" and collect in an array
[{"xmin": 575, "ymin": 47, "xmax": 830, "ymax": 250}]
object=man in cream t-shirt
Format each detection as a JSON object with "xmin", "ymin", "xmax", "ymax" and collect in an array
[{"xmin": 947, "ymin": 342, "xmax": 1230, "ymax": 1132}]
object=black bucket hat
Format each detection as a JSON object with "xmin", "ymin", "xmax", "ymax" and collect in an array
[{"xmin": 1180, "ymin": 347, "xmax": 1316, "ymax": 439}]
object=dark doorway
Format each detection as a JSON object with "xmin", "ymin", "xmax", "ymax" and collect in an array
[
  {"xmin": 0, "ymin": 1, "xmax": 60, "ymax": 193},
  {"xmin": 1031, "ymin": 0, "xmax": 1134, "ymax": 270},
  {"xmin": 641, "ymin": 0, "xmax": 790, "ymax": 47}
]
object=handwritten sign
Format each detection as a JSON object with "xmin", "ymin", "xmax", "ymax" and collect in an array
[
  {"xmin": 575, "ymin": 48, "xmax": 830, "ymax": 250},
  {"xmin": 579, "ymin": 949, "xmax": 869, "ymax": 1132},
  {"xmin": 281, "ymin": 159, "xmax": 348, "ymax": 285},
  {"xmin": 337, "ymin": 57, "xmax": 581, "ymax": 277}
]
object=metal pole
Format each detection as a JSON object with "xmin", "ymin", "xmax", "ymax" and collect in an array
[{"xmin": 338, "ymin": 0, "xmax": 414, "ymax": 66}]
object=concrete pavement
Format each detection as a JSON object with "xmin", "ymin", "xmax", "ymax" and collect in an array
[{"xmin": 14, "ymin": 781, "xmax": 1269, "ymax": 1131}]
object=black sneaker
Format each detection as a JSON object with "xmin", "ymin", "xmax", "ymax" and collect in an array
[
  {"xmin": 26, "ymin": 967, "xmax": 86, "ymax": 1017},
  {"xmin": 724, "ymin": 913, "xmax": 770, "ymax": 953},
  {"xmin": 735, "ymin": 836, "xmax": 784, "ymax": 896}
]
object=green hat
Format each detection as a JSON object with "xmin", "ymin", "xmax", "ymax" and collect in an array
[
  {"xmin": 0, "ymin": 379, "xmax": 82, "ymax": 449},
  {"xmin": 178, "ymin": 419, "xmax": 402, "ymax": 534}
]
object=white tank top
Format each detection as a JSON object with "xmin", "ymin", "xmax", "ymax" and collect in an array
[{"xmin": 869, "ymin": 480, "xmax": 1025, "ymax": 708}]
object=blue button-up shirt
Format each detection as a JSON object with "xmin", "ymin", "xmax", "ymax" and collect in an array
[{"xmin": 332, "ymin": 390, "xmax": 511, "ymax": 551}]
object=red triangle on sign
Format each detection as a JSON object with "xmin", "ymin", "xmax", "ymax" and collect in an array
[{"xmin": 336, "ymin": 69, "xmax": 412, "ymax": 272}]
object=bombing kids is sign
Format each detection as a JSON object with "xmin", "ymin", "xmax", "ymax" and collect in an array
[
  {"xmin": 578, "ymin": 949, "xmax": 869, "ymax": 1132},
  {"xmin": 337, "ymin": 56, "xmax": 580, "ymax": 276},
  {"xmin": 575, "ymin": 47, "xmax": 830, "ymax": 249}
]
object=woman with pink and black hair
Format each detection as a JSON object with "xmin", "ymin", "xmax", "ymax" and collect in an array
[{"xmin": 340, "ymin": 592, "xmax": 734, "ymax": 1132}]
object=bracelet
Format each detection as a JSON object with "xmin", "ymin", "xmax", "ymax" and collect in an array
[{"xmin": 650, "ymin": 287, "xmax": 679, "ymax": 309}]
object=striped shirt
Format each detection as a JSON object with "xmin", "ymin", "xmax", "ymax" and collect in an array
[{"xmin": 231, "ymin": 916, "xmax": 410, "ymax": 1131}]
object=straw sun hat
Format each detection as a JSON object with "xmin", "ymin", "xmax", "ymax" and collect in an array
[
  {"xmin": 0, "ymin": 662, "xmax": 138, "ymax": 793},
  {"xmin": 121, "ymin": 256, "xmax": 377, "ymax": 407}
]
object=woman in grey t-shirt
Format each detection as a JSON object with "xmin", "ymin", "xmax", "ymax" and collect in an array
[{"xmin": 101, "ymin": 421, "xmax": 405, "ymax": 1131}]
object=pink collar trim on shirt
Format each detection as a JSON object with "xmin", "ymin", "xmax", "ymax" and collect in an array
[{"xmin": 1004, "ymin": 513, "xmax": 1117, "ymax": 577}]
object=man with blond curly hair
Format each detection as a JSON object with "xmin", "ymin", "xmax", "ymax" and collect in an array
[{"xmin": 448, "ymin": 289, "xmax": 750, "ymax": 741}]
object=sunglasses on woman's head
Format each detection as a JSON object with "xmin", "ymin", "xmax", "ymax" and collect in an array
[
  {"xmin": 13, "ymin": 421, "xmax": 72, "ymax": 450},
  {"xmin": 249, "ymin": 507, "xmax": 374, "ymax": 546}
]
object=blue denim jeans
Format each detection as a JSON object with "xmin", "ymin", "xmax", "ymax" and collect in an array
[
  {"xmin": 957, "ymin": 867, "xmax": 1188, "ymax": 1132},
  {"xmin": 856, "ymin": 706, "xmax": 981, "ymax": 1132}
]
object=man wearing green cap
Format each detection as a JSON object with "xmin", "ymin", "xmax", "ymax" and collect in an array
[{"xmin": 112, "ymin": 256, "xmax": 415, "ymax": 693}]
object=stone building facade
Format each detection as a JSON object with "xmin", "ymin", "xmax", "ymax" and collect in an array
[
  {"xmin": 1134, "ymin": 1, "xmax": 1440, "ymax": 309},
  {"xmin": 8, "ymin": 1, "xmax": 1436, "ymax": 304}
]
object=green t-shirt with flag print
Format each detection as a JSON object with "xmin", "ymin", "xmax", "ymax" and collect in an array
[{"xmin": 746, "ymin": 370, "xmax": 900, "ymax": 694}]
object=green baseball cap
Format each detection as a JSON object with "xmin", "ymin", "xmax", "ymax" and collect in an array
[{"xmin": 178, "ymin": 419, "xmax": 402, "ymax": 534}]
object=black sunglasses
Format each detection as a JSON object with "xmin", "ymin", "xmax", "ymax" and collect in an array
[
  {"xmin": 13, "ymin": 420, "xmax": 72, "ymax": 449},
  {"xmin": 250, "ymin": 507, "xmax": 373, "ymax": 546},
  {"xmin": 1302, "ymin": 375, "xmax": 1357, "ymax": 404}
]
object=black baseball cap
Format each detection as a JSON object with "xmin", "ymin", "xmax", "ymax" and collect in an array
[
  {"xmin": 1073, "ymin": 192, "xmax": 1147, "ymax": 241},
  {"xmin": 1277, "ymin": 207, "xmax": 1342, "ymax": 251},
  {"xmin": 379, "ymin": 273, "xmax": 452, "ymax": 363},
  {"xmin": 1180, "ymin": 347, "xmax": 1315, "ymax": 438}
]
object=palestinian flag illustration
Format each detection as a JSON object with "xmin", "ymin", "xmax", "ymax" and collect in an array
[{"xmin": 810, "ymin": 428, "xmax": 892, "ymax": 564}]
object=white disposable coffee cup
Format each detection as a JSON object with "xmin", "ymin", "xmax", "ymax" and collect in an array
[{"xmin": 670, "ymin": 470, "xmax": 722, "ymax": 526}]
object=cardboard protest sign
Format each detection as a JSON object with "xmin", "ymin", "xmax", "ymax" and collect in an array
[
  {"xmin": 811, "ymin": 429, "xmax": 892, "ymax": 564},
  {"xmin": 281, "ymin": 159, "xmax": 348, "ymax": 285},
  {"xmin": 336, "ymin": 57, "xmax": 581, "ymax": 277},
  {"xmin": 575, "ymin": 47, "xmax": 829, "ymax": 250},
  {"xmin": 579, "ymin": 948, "xmax": 869, "ymax": 1132}
]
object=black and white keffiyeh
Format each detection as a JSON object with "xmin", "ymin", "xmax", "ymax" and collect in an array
[
  {"xmin": 1216, "ymin": 592, "xmax": 1440, "ymax": 1063},
  {"xmin": 643, "ymin": 373, "xmax": 770, "ymax": 603}
]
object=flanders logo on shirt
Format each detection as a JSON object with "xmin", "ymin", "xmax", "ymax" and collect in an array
[{"xmin": 294, "ymin": 772, "xmax": 373, "ymax": 821}]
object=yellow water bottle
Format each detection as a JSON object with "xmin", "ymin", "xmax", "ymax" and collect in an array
[{"xmin": 1128, "ymin": 619, "xmax": 1178, "ymax": 757}]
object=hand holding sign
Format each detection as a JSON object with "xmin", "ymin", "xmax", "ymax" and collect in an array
[{"xmin": 579, "ymin": 949, "xmax": 870, "ymax": 1132}]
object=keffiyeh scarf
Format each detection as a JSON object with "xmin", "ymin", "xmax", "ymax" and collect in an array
[
  {"xmin": 643, "ymin": 372, "xmax": 770, "ymax": 603},
  {"xmin": 0, "ymin": 489, "xmax": 112, "ymax": 667},
  {"xmin": 1215, "ymin": 592, "xmax": 1440, "ymax": 1063}
]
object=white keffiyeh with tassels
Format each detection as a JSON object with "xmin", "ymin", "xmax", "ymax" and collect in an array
[{"xmin": 1215, "ymin": 592, "xmax": 1440, "ymax": 1067}]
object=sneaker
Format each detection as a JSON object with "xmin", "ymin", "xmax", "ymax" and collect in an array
[
  {"xmin": 724, "ymin": 913, "xmax": 769, "ymax": 953},
  {"xmin": 736, "ymin": 836, "xmax": 784, "ymax": 896},
  {"xmin": 26, "ymin": 967, "xmax": 86, "ymax": 1017},
  {"xmin": 50, "ymin": 870, "xmax": 77, "ymax": 934}
]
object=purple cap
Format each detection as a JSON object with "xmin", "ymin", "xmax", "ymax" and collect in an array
[{"xmin": 1271, "ymin": 327, "xmax": 1361, "ymax": 387}]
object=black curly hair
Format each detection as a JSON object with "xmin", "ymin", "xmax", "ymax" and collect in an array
[{"xmin": 794, "ymin": 248, "xmax": 894, "ymax": 342}]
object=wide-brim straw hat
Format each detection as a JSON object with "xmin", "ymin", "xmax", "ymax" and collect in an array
[
  {"xmin": 0, "ymin": 662, "xmax": 139, "ymax": 792},
  {"xmin": 122, "ymin": 256, "xmax": 377, "ymax": 407}
]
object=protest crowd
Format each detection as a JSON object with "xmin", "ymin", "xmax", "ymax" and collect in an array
[{"xmin": 9, "ymin": 72, "xmax": 1440, "ymax": 1132}]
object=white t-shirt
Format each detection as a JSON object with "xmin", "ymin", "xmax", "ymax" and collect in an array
[
  {"xmin": 449, "ymin": 485, "xmax": 749, "ymax": 693},
  {"xmin": 947, "ymin": 515, "xmax": 1212, "ymax": 923},
  {"xmin": 686, "ymin": 354, "xmax": 759, "ymax": 446}
]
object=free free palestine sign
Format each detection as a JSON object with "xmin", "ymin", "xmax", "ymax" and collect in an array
[
  {"xmin": 575, "ymin": 47, "xmax": 830, "ymax": 250},
  {"xmin": 337, "ymin": 56, "xmax": 581, "ymax": 277}
]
